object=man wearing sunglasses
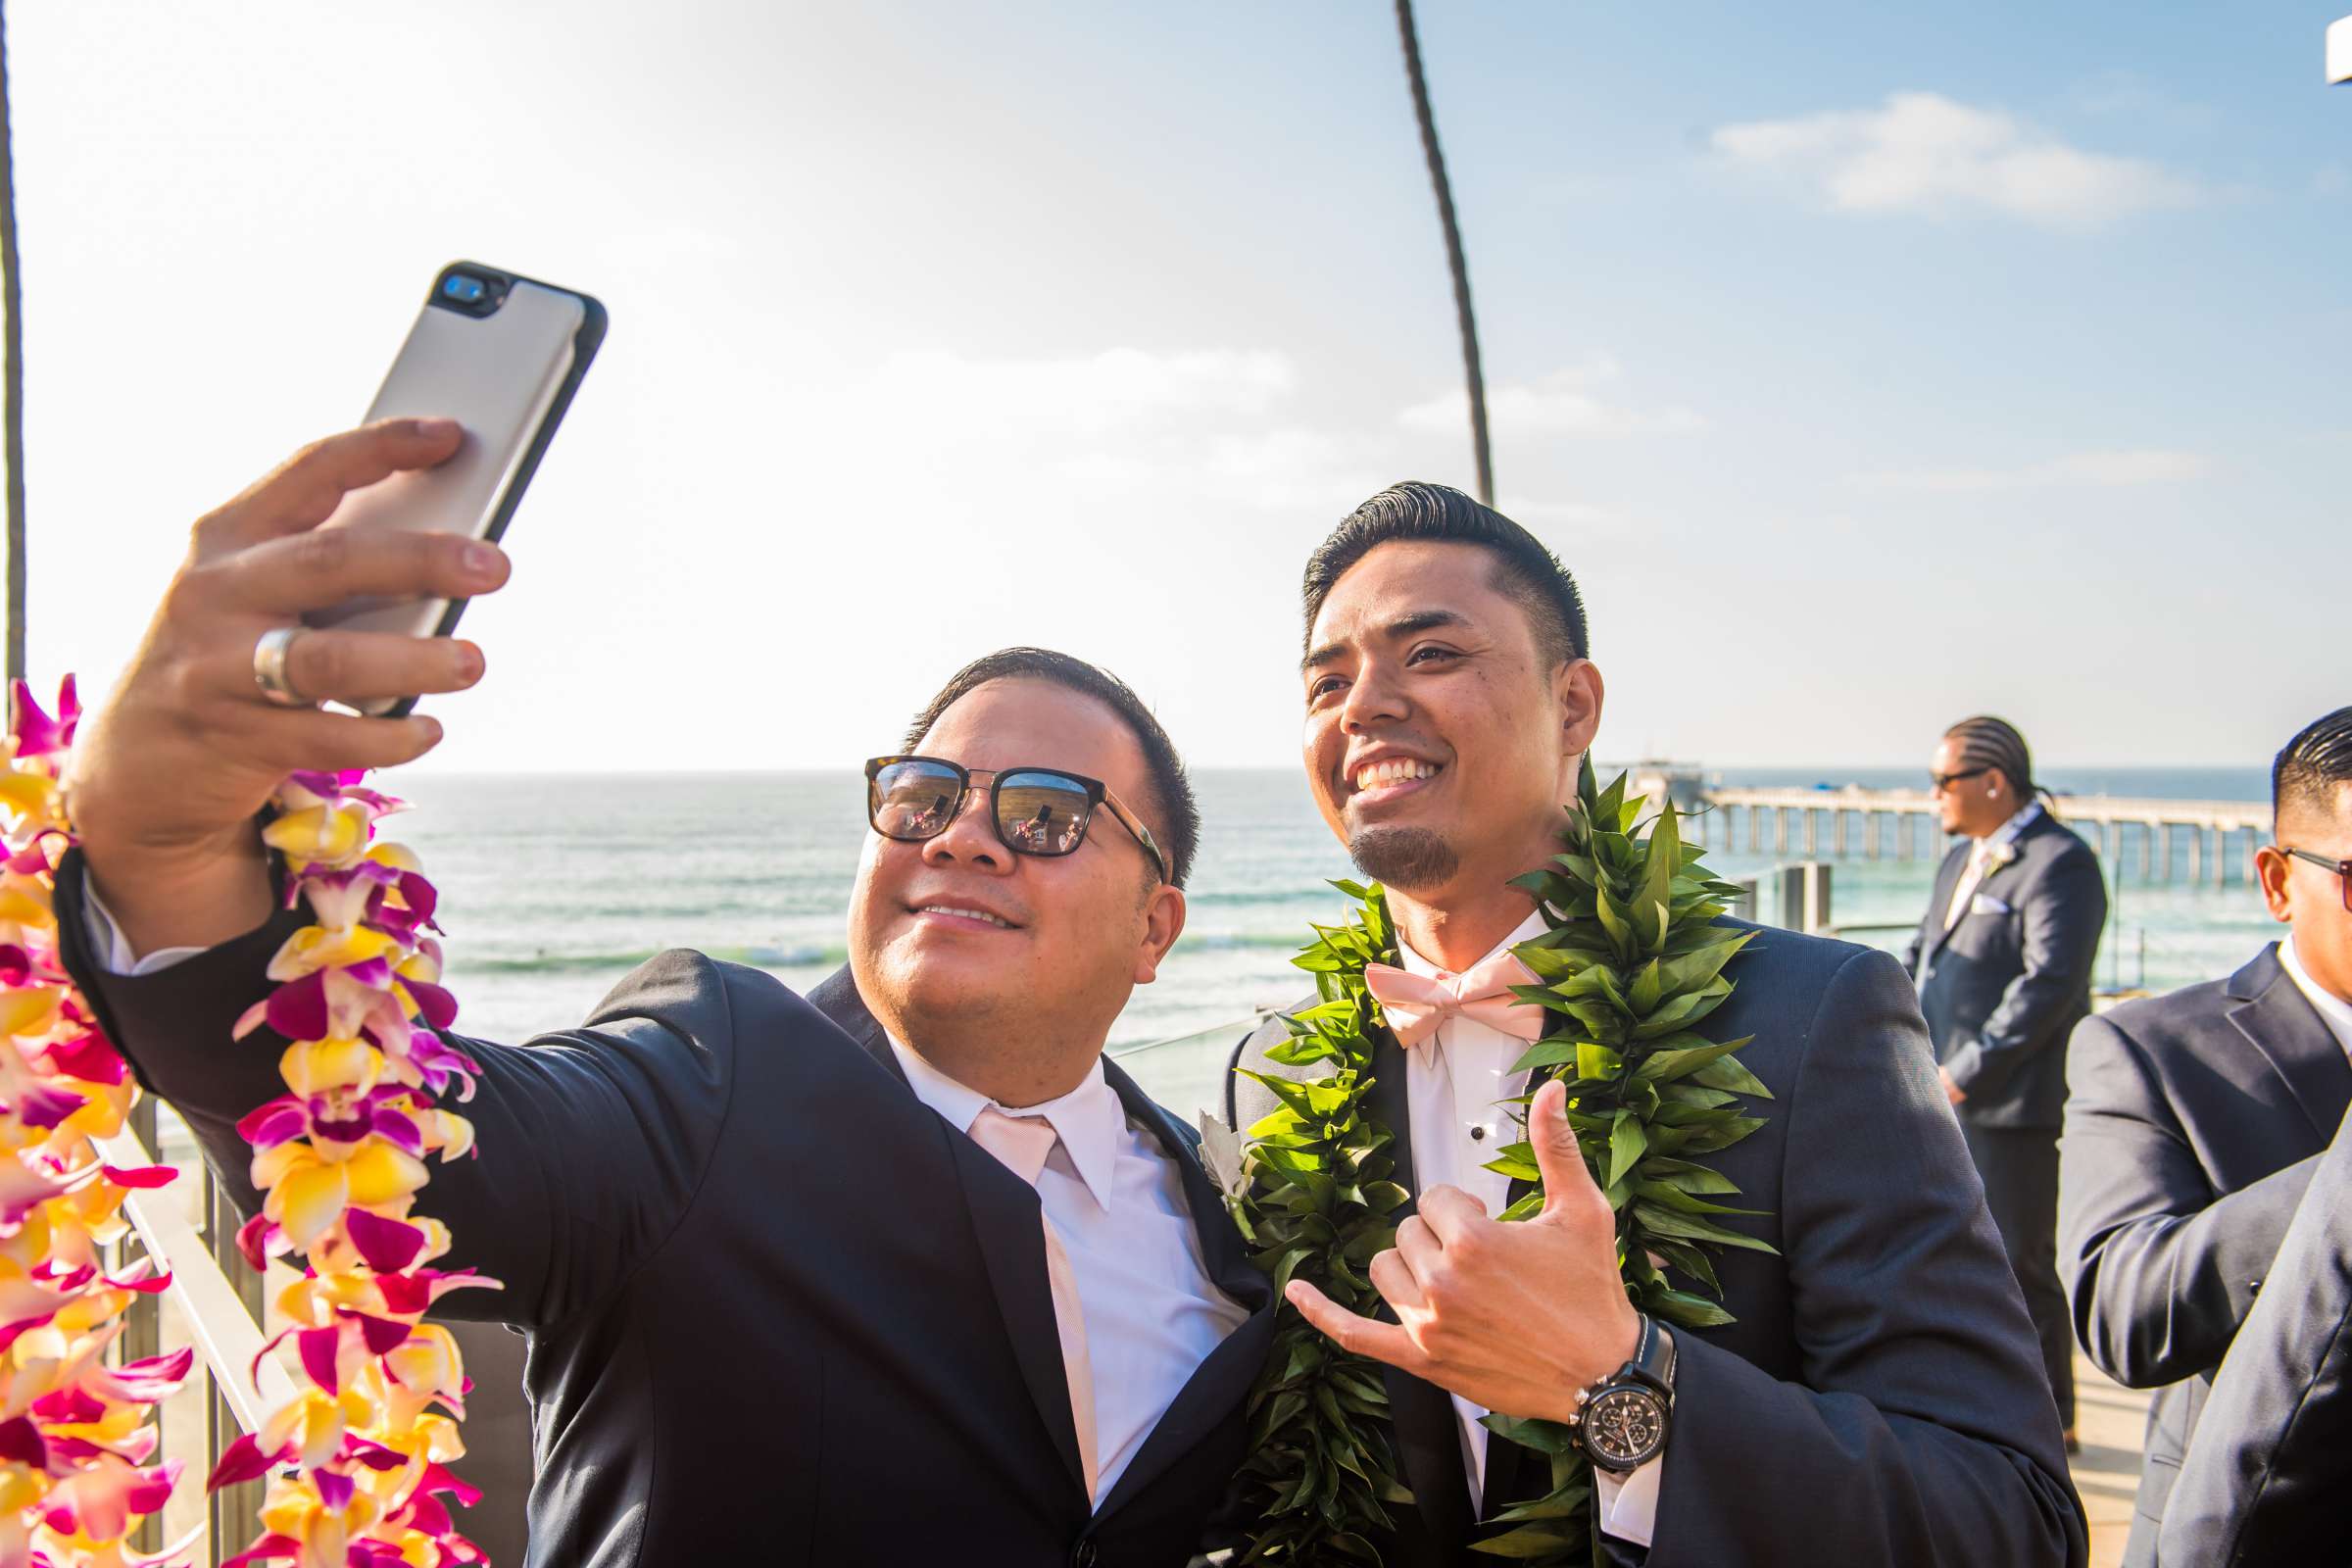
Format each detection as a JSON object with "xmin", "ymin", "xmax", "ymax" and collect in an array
[
  {"xmin": 52, "ymin": 421, "xmax": 1274, "ymax": 1566},
  {"xmin": 1903, "ymin": 715, "xmax": 2108, "ymax": 1450},
  {"xmin": 2062, "ymin": 706, "xmax": 2352, "ymax": 1568}
]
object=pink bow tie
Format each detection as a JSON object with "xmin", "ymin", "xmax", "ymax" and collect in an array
[{"xmin": 1363, "ymin": 951, "xmax": 1545, "ymax": 1048}]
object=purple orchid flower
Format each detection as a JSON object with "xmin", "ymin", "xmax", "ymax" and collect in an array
[{"xmin": 6, "ymin": 675, "xmax": 78, "ymax": 759}]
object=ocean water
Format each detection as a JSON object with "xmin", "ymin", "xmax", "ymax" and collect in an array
[{"xmin": 383, "ymin": 765, "xmax": 2281, "ymax": 1111}]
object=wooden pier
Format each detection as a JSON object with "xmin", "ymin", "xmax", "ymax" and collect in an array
[{"xmin": 1690, "ymin": 784, "xmax": 2273, "ymax": 885}]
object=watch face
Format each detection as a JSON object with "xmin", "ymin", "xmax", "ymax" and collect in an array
[{"xmin": 1582, "ymin": 1387, "xmax": 1667, "ymax": 1469}]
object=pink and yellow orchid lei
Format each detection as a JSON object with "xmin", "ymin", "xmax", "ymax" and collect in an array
[
  {"xmin": 0, "ymin": 678, "xmax": 501, "ymax": 1568},
  {"xmin": 0, "ymin": 677, "xmax": 192, "ymax": 1568}
]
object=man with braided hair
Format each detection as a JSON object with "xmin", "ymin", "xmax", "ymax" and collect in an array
[{"xmin": 1905, "ymin": 715, "xmax": 2108, "ymax": 1446}]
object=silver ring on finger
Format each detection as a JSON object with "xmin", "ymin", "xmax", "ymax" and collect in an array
[{"xmin": 252, "ymin": 625, "xmax": 315, "ymax": 708}]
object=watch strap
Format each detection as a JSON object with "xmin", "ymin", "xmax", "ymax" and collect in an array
[{"xmin": 1628, "ymin": 1311, "xmax": 1676, "ymax": 1396}]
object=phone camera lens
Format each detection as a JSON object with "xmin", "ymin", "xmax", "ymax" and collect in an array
[{"xmin": 442, "ymin": 274, "xmax": 487, "ymax": 303}]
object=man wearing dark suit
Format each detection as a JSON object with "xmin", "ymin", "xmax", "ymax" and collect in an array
[
  {"xmin": 56, "ymin": 422, "xmax": 1273, "ymax": 1566},
  {"xmin": 1903, "ymin": 716, "xmax": 2109, "ymax": 1445},
  {"xmin": 1229, "ymin": 484, "xmax": 2084, "ymax": 1566},
  {"xmin": 2159, "ymin": 1110, "xmax": 2352, "ymax": 1566},
  {"xmin": 2063, "ymin": 707, "xmax": 2352, "ymax": 1567}
]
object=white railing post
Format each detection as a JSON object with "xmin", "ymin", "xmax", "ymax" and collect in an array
[{"xmin": 91, "ymin": 1121, "xmax": 297, "ymax": 1435}]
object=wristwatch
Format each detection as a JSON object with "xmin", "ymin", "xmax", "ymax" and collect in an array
[{"xmin": 1567, "ymin": 1313, "xmax": 1675, "ymax": 1473}]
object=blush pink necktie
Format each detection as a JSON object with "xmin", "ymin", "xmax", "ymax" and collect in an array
[
  {"xmin": 1944, "ymin": 840, "xmax": 1994, "ymax": 931},
  {"xmin": 967, "ymin": 1105, "xmax": 1101, "ymax": 1504},
  {"xmin": 1362, "ymin": 950, "xmax": 1546, "ymax": 1049}
]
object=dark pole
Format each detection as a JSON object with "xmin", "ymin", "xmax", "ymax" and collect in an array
[
  {"xmin": 1394, "ymin": 0, "xmax": 1493, "ymax": 506},
  {"xmin": 0, "ymin": 0, "xmax": 24, "ymax": 686}
]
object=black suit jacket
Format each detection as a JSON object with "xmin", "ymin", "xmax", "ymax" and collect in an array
[
  {"xmin": 53, "ymin": 851, "xmax": 1275, "ymax": 1568},
  {"xmin": 2157, "ymin": 1100, "xmax": 2352, "ymax": 1566},
  {"xmin": 1227, "ymin": 921, "xmax": 2085, "ymax": 1568},
  {"xmin": 1905, "ymin": 810, "xmax": 2109, "ymax": 1130},
  {"xmin": 2059, "ymin": 944, "xmax": 2351, "ymax": 1565}
]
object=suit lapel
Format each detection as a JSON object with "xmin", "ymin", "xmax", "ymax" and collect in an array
[
  {"xmin": 1093, "ymin": 1060, "xmax": 1277, "ymax": 1519},
  {"xmin": 1920, "ymin": 841, "xmax": 1973, "ymax": 964},
  {"xmin": 806, "ymin": 964, "xmax": 898, "ymax": 1079},
  {"xmin": 804, "ymin": 967, "xmax": 1089, "ymax": 1498},
  {"xmin": 1970, "ymin": 811, "xmax": 2050, "ymax": 904},
  {"xmin": 1363, "ymin": 1035, "xmax": 1478, "ymax": 1544},
  {"xmin": 2229, "ymin": 948, "xmax": 2352, "ymax": 1147}
]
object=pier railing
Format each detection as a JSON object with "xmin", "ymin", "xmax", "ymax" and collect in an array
[{"xmin": 1697, "ymin": 786, "xmax": 2271, "ymax": 884}]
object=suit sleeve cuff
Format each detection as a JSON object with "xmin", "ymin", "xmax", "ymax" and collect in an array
[
  {"xmin": 1942, "ymin": 1039, "xmax": 1986, "ymax": 1094},
  {"xmin": 80, "ymin": 880, "xmax": 208, "ymax": 975},
  {"xmin": 1593, "ymin": 1449, "xmax": 1663, "ymax": 1545}
]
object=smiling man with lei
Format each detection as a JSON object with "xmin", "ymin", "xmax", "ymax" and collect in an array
[{"xmin": 1217, "ymin": 484, "xmax": 2088, "ymax": 1567}]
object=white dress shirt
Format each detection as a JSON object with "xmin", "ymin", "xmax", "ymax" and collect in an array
[
  {"xmin": 1942, "ymin": 801, "xmax": 2045, "ymax": 930},
  {"xmin": 2278, "ymin": 934, "xmax": 2352, "ymax": 1061},
  {"xmin": 82, "ymin": 884, "xmax": 204, "ymax": 976},
  {"xmin": 889, "ymin": 1039, "xmax": 1250, "ymax": 1504},
  {"xmin": 1398, "ymin": 911, "xmax": 1662, "ymax": 1544}
]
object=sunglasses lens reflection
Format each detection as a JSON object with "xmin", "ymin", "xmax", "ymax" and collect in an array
[
  {"xmin": 995, "ymin": 773, "xmax": 1094, "ymax": 856},
  {"xmin": 873, "ymin": 760, "xmax": 962, "ymax": 839}
]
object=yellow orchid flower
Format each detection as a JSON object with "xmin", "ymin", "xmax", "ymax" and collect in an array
[
  {"xmin": 258, "ymin": 1473, "xmax": 381, "ymax": 1568},
  {"xmin": 0, "ymin": 774, "xmax": 57, "ymax": 831},
  {"xmin": 57, "ymin": 1079, "xmax": 130, "ymax": 1143},
  {"xmin": 268, "ymin": 922, "xmax": 400, "ymax": 982},
  {"xmin": 263, "ymin": 801, "xmax": 374, "ymax": 872},
  {"xmin": 280, "ymin": 1038, "xmax": 382, "ymax": 1100},
  {"xmin": 0, "ymin": 880, "xmax": 52, "ymax": 932},
  {"xmin": 0, "ymin": 989, "xmax": 58, "ymax": 1041}
]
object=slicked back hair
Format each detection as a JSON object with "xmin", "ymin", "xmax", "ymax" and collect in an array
[
  {"xmin": 1301, "ymin": 482, "xmax": 1589, "ymax": 670},
  {"xmin": 2274, "ymin": 706, "xmax": 2352, "ymax": 830},
  {"xmin": 900, "ymin": 647, "xmax": 1200, "ymax": 888}
]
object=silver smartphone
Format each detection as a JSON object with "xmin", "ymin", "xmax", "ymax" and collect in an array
[{"xmin": 307, "ymin": 261, "xmax": 607, "ymax": 716}]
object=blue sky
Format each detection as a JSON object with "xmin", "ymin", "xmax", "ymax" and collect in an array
[{"xmin": 15, "ymin": 2, "xmax": 2348, "ymax": 769}]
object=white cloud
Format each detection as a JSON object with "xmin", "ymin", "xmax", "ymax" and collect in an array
[
  {"xmin": 849, "ymin": 347, "xmax": 1386, "ymax": 514},
  {"xmin": 869, "ymin": 347, "xmax": 1296, "ymax": 438},
  {"xmin": 1849, "ymin": 448, "xmax": 2214, "ymax": 492},
  {"xmin": 1200, "ymin": 427, "xmax": 1388, "ymax": 513},
  {"xmin": 1398, "ymin": 358, "xmax": 1704, "ymax": 439},
  {"xmin": 1711, "ymin": 91, "xmax": 2201, "ymax": 229}
]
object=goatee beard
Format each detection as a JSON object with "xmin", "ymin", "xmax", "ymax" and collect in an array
[{"xmin": 1348, "ymin": 826, "xmax": 1459, "ymax": 892}]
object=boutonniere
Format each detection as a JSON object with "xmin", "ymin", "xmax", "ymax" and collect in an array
[
  {"xmin": 1983, "ymin": 841, "xmax": 2020, "ymax": 875},
  {"xmin": 1195, "ymin": 1110, "xmax": 1256, "ymax": 1238}
]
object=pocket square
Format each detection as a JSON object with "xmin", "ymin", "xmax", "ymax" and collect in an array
[{"xmin": 1970, "ymin": 893, "xmax": 2013, "ymax": 916}]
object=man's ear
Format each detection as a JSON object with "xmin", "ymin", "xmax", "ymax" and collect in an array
[
  {"xmin": 1133, "ymin": 884, "xmax": 1188, "ymax": 986},
  {"xmin": 1556, "ymin": 659, "xmax": 1604, "ymax": 759},
  {"xmin": 2254, "ymin": 844, "xmax": 2294, "ymax": 924}
]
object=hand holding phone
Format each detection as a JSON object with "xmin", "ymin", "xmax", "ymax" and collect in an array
[{"xmin": 62, "ymin": 262, "xmax": 605, "ymax": 955}]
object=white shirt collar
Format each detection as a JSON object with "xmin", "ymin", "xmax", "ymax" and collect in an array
[
  {"xmin": 1973, "ymin": 800, "xmax": 2044, "ymax": 858},
  {"xmin": 1397, "ymin": 907, "xmax": 1551, "ymax": 980},
  {"xmin": 887, "ymin": 1037, "xmax": 1124, "ymax": 1211},
  {"xmin": 2278, "ymin": 935, "xmax": 2352, "ymax": 1058}
]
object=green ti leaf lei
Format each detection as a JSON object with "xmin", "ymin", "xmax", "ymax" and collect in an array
[{"xmin": 1217, "ymin": 760, "xmax": 1776, "ymax": 1566}]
